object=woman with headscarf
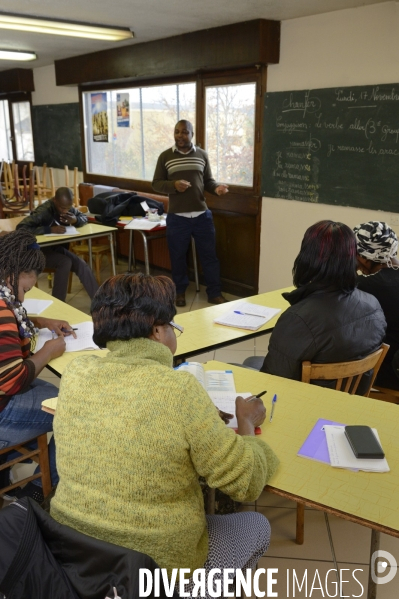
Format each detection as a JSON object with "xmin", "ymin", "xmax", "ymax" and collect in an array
[
  {"xmin": 0, "ymin": 229, "xmax": 75, "ymax": 502},
  {"xmin": 354, "ymin": 221, "xmax": 399, "ymax": 389}
]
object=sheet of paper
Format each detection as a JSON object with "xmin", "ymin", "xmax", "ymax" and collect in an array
[
  {"xmin": 214, "ymin": 303, "xmax": 281, "ymax": 331},
  {"xmin": 22, "ymin": 299, "xmax": 53, "ymax": 315},
  {"xmin": 124, "ymin": 219, "xmax": 162, "ymax": 230},
  {"xmin": 34, "ymin": 321, "xmax": 99, "ymax": 353},
  {"xmin": 140, "ymin": 200, "xmax": 150, "ymax": 212},
  {"xmin": 43, "ymin": 226, "xmax": 79, "ymax": 237},
  {"xmin": 324, "ymin": 425, "xmax": 390, "ymax": 472},
  {"xmin": 41, "ymin": 397, "xmax": 58, "ymax": 412},
  {"xmin": 210, "ymin": 392, "xmax": 252, "ymax": 429}
]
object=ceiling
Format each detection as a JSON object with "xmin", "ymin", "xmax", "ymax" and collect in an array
[{"xmin": 0, "ymin": 0, "xmax": 390, "ymax": 72}]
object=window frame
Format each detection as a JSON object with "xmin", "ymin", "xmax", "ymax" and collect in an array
[{"xmin": 79, "ymin": 68, "xmax": 264, "ymax": 196}]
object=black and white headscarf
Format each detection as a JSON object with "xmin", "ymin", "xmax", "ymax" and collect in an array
[{"xmin": 353, "ymin": 221, "xmax": 398, "ymax": 266}]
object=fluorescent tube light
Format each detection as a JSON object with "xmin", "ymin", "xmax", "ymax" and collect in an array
[
  {"xmin": 0, "ymin": 12, "xmax": 133, "ymax": 41},
  {"xmin": 0, "ymin": 49, "xmax": 37, "ymax": 61}
]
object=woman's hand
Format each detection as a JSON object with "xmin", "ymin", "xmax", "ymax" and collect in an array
[
  {"xmin": 33, "ymin": 317, "xmax": 77, "ymax": 338},
  {"xmin": 43, "ymin": 335, "xmax": 66, "ymax": 360},
  {"xmin": 218, "ymin": 409, "xmax": 234, "ymax": 425},
  {"xmin": 236, "ymin": 395, "xmax": 266, "ymax": 436}
]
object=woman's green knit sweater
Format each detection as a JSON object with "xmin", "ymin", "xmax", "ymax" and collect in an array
[{"xmin": 51, "ymin": 338, "xmax": 278, "ymax": 575}]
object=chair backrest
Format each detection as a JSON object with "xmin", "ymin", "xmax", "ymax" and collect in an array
[
  {"xmin": 0, "ymin": 215, "xmax": 26, "ymax": 231},
  {"xmin": 301, "ymin": 343, "xmax": 390, "ymax": 397}
]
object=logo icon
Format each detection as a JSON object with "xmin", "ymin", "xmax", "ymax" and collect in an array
[{"xmin": 371, "ymin": 550, "xmax": 398, "ymax": 585}]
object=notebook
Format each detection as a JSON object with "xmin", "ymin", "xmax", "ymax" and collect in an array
[
  {"xmin": 297, "ymin": 418, "xmax": 345, "ymax": 464},
  {"xmin": 214, "ymin": 302, "xmax": 281, "ymax": 331},
  {"xmin": 324, "ymin": 425, "xmax": 390, "ymax": 473},
  {"xmin": 34, "ymin": 321, "xmax": 99, "ymax": 353}
]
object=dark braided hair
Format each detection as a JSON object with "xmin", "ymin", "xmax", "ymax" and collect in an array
[{"xmin": 0, "ymin": 229, "xmax": 45, "ymax": 301}]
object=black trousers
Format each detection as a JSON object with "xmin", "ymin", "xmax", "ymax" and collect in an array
[{"xmin": 42, "ymin": 247, "xmax": 99, "ymax": 302}]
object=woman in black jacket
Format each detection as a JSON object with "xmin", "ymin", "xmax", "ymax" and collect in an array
[{"xmin": 256, "ymin": 221, "xmax": 387, "ymax": 393}]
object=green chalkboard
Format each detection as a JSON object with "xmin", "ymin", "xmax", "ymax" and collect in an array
[
  {"xmin": 262, "ymin": 84, "xmax": 399, "ymax": 212},
  {"xmin": 31, "ymin": 103, "xmax": 82, "ymax": 170}
]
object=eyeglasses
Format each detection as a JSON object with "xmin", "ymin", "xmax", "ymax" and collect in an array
[{"xmin": 169, "ymin": 321, "xmax": 184, "ymax": 337}]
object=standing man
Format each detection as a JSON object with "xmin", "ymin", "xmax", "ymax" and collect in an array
[
  {"xmin": 152, "ymin": 120, "xmax": 228, "ymax": 307},
  {"xmin": 17, "ymin": 187, "xmax": 99, "ymax": 302}
]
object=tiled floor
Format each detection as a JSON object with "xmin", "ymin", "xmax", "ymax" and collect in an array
[{"xmin": 9, "ymin": 258, "xmax": 399, "ymax": 597}]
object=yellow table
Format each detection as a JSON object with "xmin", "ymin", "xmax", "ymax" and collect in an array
[
  {"xmin": 36, "ymin": 223, "xmax": 116, "ymax": 276},
  {"xmin": 204, "ymin": 361, "xmax": 399, "ymax": 599},
  {"xmin": 26, "ymin": 287, "xmax": 108, "ymax": 376},
  {"xmin": 174, "ymin": 287, "xmax": 292, "ymax": 361}
]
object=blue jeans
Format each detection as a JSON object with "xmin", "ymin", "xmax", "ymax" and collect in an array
[
  {"xmin": 0, "ymin": 379, "xmax": 58, "ymax": 488},
  {"xmin": 166, "ymin": 210, "xmax": 221, "ymax": 299}
]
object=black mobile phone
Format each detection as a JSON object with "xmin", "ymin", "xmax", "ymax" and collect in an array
[{"xmin": 344, "ymin": 426, "xmax": 385, "ymax": 459}]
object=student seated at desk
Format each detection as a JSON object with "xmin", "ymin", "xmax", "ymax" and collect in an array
[
  {"xmin": 245, "ymin": 221, "xmax": 386, "ymax": 394},
  {"xmin": 17, "ymin": 187, "xmax": 99, "ymax": 302},
  {"xmin": 0, "ymin": 230, "xmax": 75, "ymax": 502},
  {"xmin": 51, "ymin": 273, "xmax": 278, "ymax": 593},
  {"xmin": 354, "ymin": 221, "xmax": 399, "ymax": 390}
]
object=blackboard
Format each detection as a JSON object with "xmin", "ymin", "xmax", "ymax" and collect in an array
[
  {"xmin": 262, "ymin": 84, "xmax": 399, "ymax": 212},
  {"xmin": 31, "ymin": 103, "xmax": 82, "ymax": 171}
]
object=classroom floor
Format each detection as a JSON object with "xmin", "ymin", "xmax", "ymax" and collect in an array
[{"xmin": 10, "ymin": 258, "xmax": 399, "ymax": 597}]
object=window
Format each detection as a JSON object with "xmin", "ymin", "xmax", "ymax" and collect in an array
[
  {"xmin": 83, "ymin": 82, "xmax": 196, "ymax": 181},
  {"xmin": 205, "ymin": 83, "xmax": 256, "ymax": 187},
  {"xmin": 12, "ymin": 101, "xmax": 35, "ymax": 161},
  {"xmin": 0, "ymin": 100, "xmax": 12, "ymax": 162},
  {"xmin": 0, "ymin": 97, "xmax": 35, "ymax": 163}
]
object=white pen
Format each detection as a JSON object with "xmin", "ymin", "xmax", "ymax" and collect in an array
[{"xmin": 234, "ymin": 310, "xmax": 265, "ymax": 318}]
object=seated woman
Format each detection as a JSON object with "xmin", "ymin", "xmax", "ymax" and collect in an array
[
  {"xmin": 0, "ymin": 229, "xmax": 75, "ymax": 502},
  {"xmin": 51, "ymin": 273, "xmax": 278, "ymax": 593},
  {"xmin": 354, "ymin": 221, "xmax": 399, "ymax": 390},
  {"xmin": 248, "ymin": 221, "xmax": 386, "ymax": 393}
]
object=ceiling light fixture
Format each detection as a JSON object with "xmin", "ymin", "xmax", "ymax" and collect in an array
[
  {"xmin": 0, "ymin": 49, "xmax": 37, "ymax": 61},
  {"xmin": 0, "ymin": 12, "xmax": 133, "ymax": 41}
]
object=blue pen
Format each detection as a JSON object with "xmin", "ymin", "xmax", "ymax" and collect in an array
[
  {"xmin": 270, "ymin": 394, "xmax": 278, "ymax": 422},
  {"xmin": 234, "ymin": 310, "xmax": 264, "ymax": 318}
]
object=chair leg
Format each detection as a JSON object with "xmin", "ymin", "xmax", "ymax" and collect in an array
[
  {"xmin": 296, "ymin": 503, "xmax": 305, "ymax": 544},
  {"xmin": 95, "ymin": 254, "xmax": 102, "ymax": 284},
  {"xmin": 67, "ymin": 271, "xmax": 73, "ymax": 294},
  {"xmin": 37, "ymin": 433, "xmax": 52, "ymax": 497},
  {"xmin": 207, "ymin": 488, "xmax": 216, "ymax": 515}
]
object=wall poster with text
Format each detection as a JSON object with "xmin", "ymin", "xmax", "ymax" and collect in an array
[
  {"xmin": 91, "ymin": 93, "xmax": 108, "ymax": 142},
  {"xmin": 117, "ymin": 93, "xmax": 130, "ymax": 127}
]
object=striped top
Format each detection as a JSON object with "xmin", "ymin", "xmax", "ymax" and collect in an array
[
  {"xmin": 0, "ymin": 300, "xmax": 35, "ymax": 412},
  {"xmin": 152, "ymin": 146, "xmax": 219, "ymax": 213}
]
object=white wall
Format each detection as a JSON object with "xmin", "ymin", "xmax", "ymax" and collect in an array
[
  {"xmin": 260, "ymin": 2, "xmax": 399, "ymax": 292},
  {"xmin": 32, "ymin": 64, "xmax": 79, "ymax": 106}
]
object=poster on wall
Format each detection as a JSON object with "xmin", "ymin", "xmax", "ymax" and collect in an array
[
  {"xmin": 116, "ymin": 93, "xmax": 130, "ymax": 127},
  {"xmin": 91, "ymin": 93, "xmax": 108, "ymax": 142}
]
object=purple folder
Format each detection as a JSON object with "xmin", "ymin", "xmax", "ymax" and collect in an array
[{"xmin": 297, "ymin": 418, "xmax": 346, "ymax": 464}]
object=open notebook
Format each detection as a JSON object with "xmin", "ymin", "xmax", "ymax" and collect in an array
[{"xmin": 34, "ymin": 321, "xmax": 99, "ymax": 353}]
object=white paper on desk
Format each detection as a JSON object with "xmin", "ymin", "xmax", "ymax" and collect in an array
[
  {"xmin": 34, "ymin": 321, "xmax": 99, "ymax": 353},
  {"xmin": 324, "ymin": 425, "xmax": 390, "ymax": 472},
  {"xmin": 22, "ymin": 299, "xmax": 53, "ymax": 315},
  {"xmin": 124, "ymin": 219, "xmax": 161, "ymax": 231},
  {"xmin": 210, "ymin": 392, "xmax": 252, "ymax": 429},
  {"xmin": 43, "ymin": 226, "xmax": 79, "ymax": 237},
  {"xmin": 214, "ymin": 302, "xmax": 281, "ymax": 331}
]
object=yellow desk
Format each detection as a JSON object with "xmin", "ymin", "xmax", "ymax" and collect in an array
[
  {"xmin": 36, "ymin": 223, "xmax": 116, "ymax": 277},
  {"xmin": 174, "ymin": 287, "xmax": 292, "ymax": 361},
  {"xmin": 26, "ymin": 287, "xmax": 108, "ymax": 376},
  {"xmin": 205, "ymin": 361, "xmax": 399, "ymax": 599}
]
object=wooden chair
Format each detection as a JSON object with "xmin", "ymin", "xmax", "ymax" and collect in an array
[
  {"xmin": 0, "ymin": 434, "xmax": 52, "ymax": 502},
  {"xmin": 295, "ymin": 343, "xmax": 390, "ymax": 545},
  {"xmin": 72, "ymin": 242, "xmax": 111, "ymax": 284},
  {"xmin": 64, "ymin": 165, "xmax": 79, "ymax": 206},
  {"xmin": 369, "ymin": 385, "xmax": 399, "ymax": 404}
]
